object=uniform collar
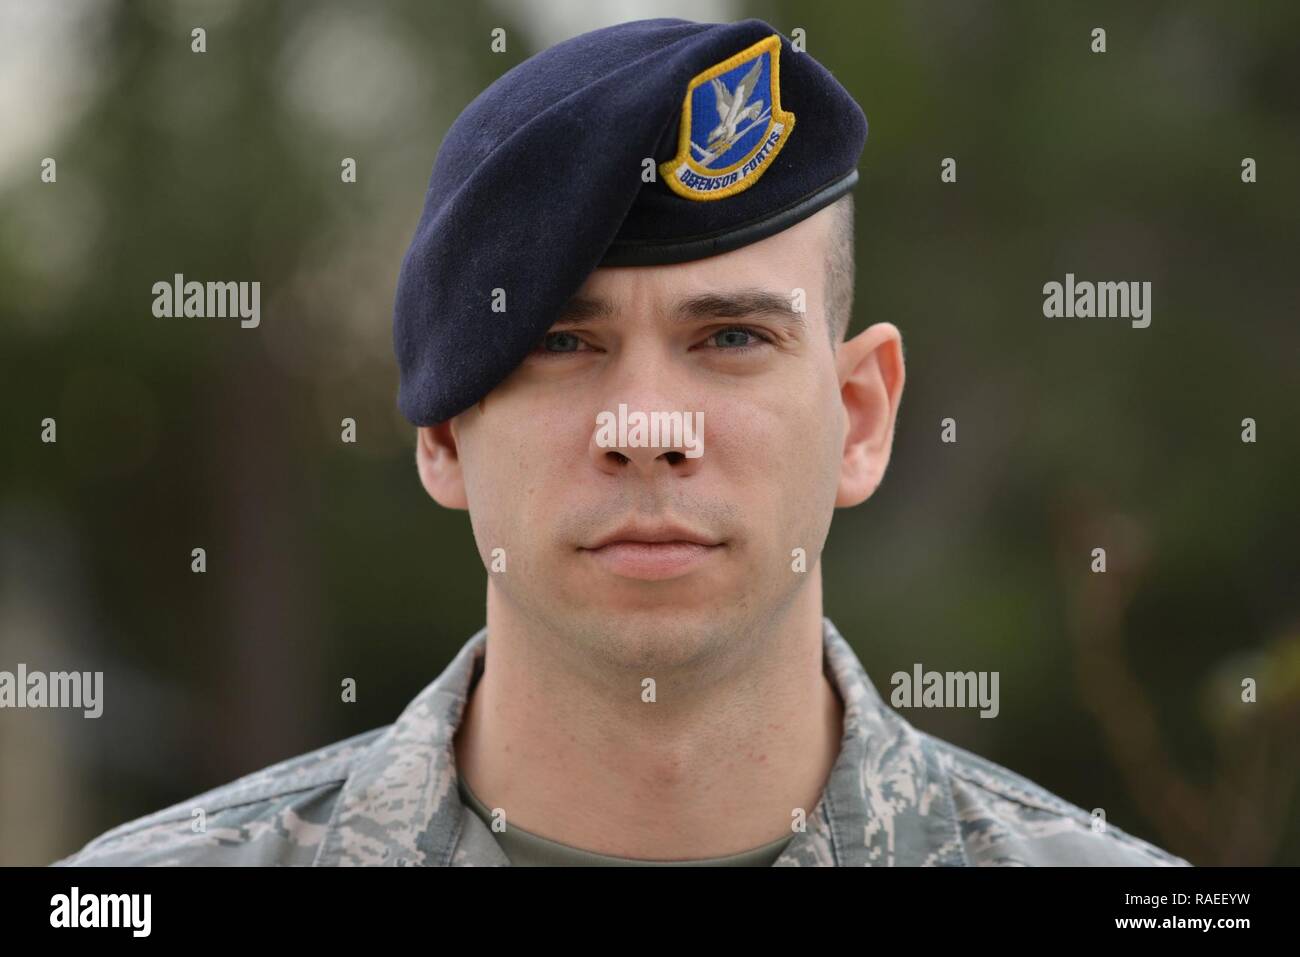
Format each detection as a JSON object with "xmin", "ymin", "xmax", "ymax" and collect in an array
[
  {"xmin": 790, "ymin": 617, "xmax": 967, "ymax": 866},
  {"xmin": 313, "ymin": 617, "xmax": 965, "ymax": 866},
  {"xmin": 313, "ymin": 628, "xmax": 493, "ymax": 866}
]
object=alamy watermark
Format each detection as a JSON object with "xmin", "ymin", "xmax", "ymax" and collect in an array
[
  {"xmin": 595, "ymin": 403, "xmax": 703, "ymax": 459},
  {"xmin": 50, "ymin": 887, "xmax": 150, "ymax": 937},
  {"xmin": 1042, "ymin": 273, "xmax": 1151, "ymax": 328},
  {"xmin": 890, "ymin": 663, "xmax": 1000, "ymax": 718},
  {"xmin": 152, "ymin": 273, "xmax": 261, "ymax": 328},
  {"xmin": 0, "ymin": 665, "xmax": 102, "ymax": 718}
]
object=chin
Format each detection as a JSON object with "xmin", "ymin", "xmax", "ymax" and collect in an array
[{"xmin": 592, "ymin": 617, "xmax": 726, "ymax": 672}]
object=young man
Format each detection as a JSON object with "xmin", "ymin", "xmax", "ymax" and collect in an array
[{"xmin": 56, "ymin": 18, "xmax": 1187, "ymax": 867}]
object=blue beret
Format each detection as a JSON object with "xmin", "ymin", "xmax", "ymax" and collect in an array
[{"xmin": 394, "ymin": 17, "xmax": 868, "ymax": 425}]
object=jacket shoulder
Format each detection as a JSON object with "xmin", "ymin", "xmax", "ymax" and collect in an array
[
  {"xmin": 930, "ymin": 736, "xmax": 1191, "ymax": 866},
  {"xmin": 53, "ymin": 726, "xmax": 388, "ymax": 866}
]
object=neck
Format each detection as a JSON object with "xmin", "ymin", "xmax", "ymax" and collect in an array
[{"xmin": 452, "ymin": 574, "xmax": 844, "ymax": 859}]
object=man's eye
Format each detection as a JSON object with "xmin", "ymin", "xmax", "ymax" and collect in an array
[
  {"xmin": 537, "ymin": 331, "xmax": 587, "ymax": 353},
  {"xmin": 705, "ymin": 326, "xmax": 773, "ymax": 350}
]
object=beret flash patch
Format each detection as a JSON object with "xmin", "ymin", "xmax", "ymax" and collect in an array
[{"xmin": 659, "ymin": 33, "xmax": 796, "ymax": 201}]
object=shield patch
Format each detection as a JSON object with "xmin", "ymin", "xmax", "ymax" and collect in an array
[{"xmin": 659, "ymin": 33, "xmax": 796, "ymax": 201}]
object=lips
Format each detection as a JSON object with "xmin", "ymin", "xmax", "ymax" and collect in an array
[
  {"xmin": 583, "ymin": 522, "xmax": 720, "ymax": 550},
  {"xmin": 579, "ymin": 522, "xmax": 723, "ymax": 581}
]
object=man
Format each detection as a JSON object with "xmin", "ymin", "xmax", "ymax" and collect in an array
[{"xmin": 55, "ymin": 18, "xmax": 1187, "ymax": 867}]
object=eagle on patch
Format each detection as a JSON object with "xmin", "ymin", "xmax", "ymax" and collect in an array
[
  {"xmin": 660, "ymin": 34, "xmax": 796, "ymax": 201},
  {"xmin": 704, "ymin": 57, "xmax": 765, "ymax": 158}
]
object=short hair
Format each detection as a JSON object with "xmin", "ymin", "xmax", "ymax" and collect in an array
[{"xmin": 824, "ymin": 192, "xmax": 855, "ymax": 345}]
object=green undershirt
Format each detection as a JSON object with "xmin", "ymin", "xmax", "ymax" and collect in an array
[{"xmin": 458, "ymin": 773, "xmax": 794, "ymax": 867}]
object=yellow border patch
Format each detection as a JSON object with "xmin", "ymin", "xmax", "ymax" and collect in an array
[{"xmin": 659, "ymin": 34, "xmax": 796, "ymax": 202}]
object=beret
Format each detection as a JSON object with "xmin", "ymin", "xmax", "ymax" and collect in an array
[{"xmin": 394, "ymin": 17, "xmax": 868, "ymax": 425}]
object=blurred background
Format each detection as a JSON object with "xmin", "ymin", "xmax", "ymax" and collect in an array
[{"xmin": 1, "ymin": 0, "xmax": 1297, "ymax": 866}]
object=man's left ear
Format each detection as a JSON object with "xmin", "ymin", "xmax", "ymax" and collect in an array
[
  {"xmin": 835, "ymin": 322, "xmax": 905, "ymax": 506},
  {"xmin": 416, "ymin": 420, "xmax": 470, "ymax": 510}
]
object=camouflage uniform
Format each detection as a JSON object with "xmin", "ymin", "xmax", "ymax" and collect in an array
[{"xmin": 53, "ymin": 618, "xmax": 1189, "ymax": 866}]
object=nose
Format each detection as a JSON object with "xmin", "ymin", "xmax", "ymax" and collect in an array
[
  {"xmin": 583, "ymin": 330, "xmax": 708, "ymax": 479},
  {"xmin": 587, "ymin": 393, "xmax": 706, "ymax": 479},
  {"xmin": 589, "ymin": 406, "xmax": 705, "ymax": 477}
]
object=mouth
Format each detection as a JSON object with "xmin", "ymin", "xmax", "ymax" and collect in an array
[{"xmin": 579, "ymin": 524, "xmax": 724, "ymax": 581}]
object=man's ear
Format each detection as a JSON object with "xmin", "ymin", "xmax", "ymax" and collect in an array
[
  {"xmin": 416, "ymin": 420, "xmax": 469, "ymax": 510},
  {"xmin": 835, "ymin": 321, "xmax": 905, "ymax": 507}
]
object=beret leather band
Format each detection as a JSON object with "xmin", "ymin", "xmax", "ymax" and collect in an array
[{"xmin": 599, "ymin": 167, "xmax": 859, "ymax": 267}]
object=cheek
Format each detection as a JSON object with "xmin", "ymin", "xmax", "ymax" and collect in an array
[
  {"xmin": 705, "ymin": 368, "xmax": 832, "ymax": 473},
  {"xmin": 459, "ymin": 423, "xmax": 529, "ymax": 563},
  {"xmin": 460, "ymin": 406, "xmax": 582, "ymax": 559},
  {"xmin": 704, "ymin": 388, "xmax": 833, "ymax": 541}
]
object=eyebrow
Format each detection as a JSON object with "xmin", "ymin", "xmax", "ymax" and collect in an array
[{"xmin": 555, "ymin": 288, "xmax": 806, "ymax": 331}]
